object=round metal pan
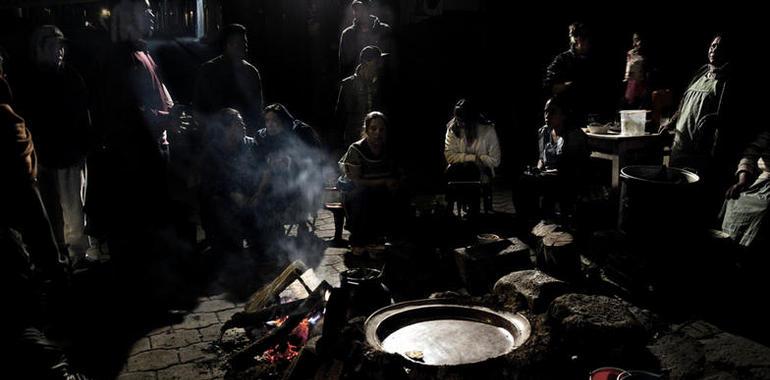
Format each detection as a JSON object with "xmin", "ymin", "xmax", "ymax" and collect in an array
[{"xmin": 364, "ymin": 299, "xmax": 531, "ymax": 367}]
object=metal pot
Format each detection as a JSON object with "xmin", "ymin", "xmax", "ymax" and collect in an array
[{"xmin": 340, "ymin": 267, "xmax": 393, "ymax": 318}]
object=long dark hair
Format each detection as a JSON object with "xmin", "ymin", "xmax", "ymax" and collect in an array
[{"xmin": 449, "ymin": 98, "xmax": 484, "ymax": 143}]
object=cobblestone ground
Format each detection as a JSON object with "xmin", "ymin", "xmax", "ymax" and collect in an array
[
  {"xmin": 115, "ymin": 190, "xmax": 514, "ymax": 379},
  {"xmin": 114, "ymin": 188, "xmax": 770, "ymax": 379}
]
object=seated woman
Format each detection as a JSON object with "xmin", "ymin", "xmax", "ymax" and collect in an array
[
  {"xmin": 338, "ymin": 111, "xmax": 404, "ymax": 252},
  {"xmin": 444, "ymin": 98, "xmax": 501, "ymax": 214},
  {"xmin": 513, "ymin": 96, "xmax": 589, "ymax": 226},
  {"xmin": 722, "ymin": 128, "xmax": 770, "ymax": 251},
  {"xmin": 253, "ymin": 103, "xmax": 324, "ymax": 238},
  {"xmin": 199, "ymin": 108, "xmax": 261, "ymax": 252}
]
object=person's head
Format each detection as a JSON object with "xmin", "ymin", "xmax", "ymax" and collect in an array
[
  {"xmin": 544, "ymin": 96, "xmax": 569, "ymax": 131},
  {"xmin": 218, "ymin": 108, "xmax": 245, "ymax": 146},
  {"xmin": 112, "ymin": 0, "xmax": 155, "ymax": 42},
  {"xmin": 453, "ymin": 98, "xmax": 482, "ymax": 130},
  {"xmin": 30, "ymin": 25, "xmax": 66, "ymax": 69},
  {"xmin": 363, "ymin": 111, "xmax": 387, "ymax": 146},
  {"xmin": 264, "ymin": 103, "xmax": 295, "ymax": 136},
  {"xmin": 569, "ymin": 22, "xmax": 591, "ymax": 55},
  {"xmin": 451, "ymin": 98, "xmax": 484, "ymax": 142},
  {"xmin": 222, "ymin": 24, "xmax": 248, "ymax": 61},
  {"xmin": 708, "ymin": 34, "xmax": 730, "ymax": 67},
  {"xmin": 351, "ymin": 0, "xmax": 371, "ymax": 22},
  {"xmin": 632, "ymin": 32, "xmax": 644, "ymax": 51},
  {"xmin": 357, "ymin": 45, "xmax": 385, "ymax": 79},
  {"xmin": 0, "ymin": 46, "xmax": 7, "ymax": 78}
]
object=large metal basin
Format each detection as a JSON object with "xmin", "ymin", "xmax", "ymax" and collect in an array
[{"xmin": 364, "ymin": 299, "xmax": 531, "ymax": 367}]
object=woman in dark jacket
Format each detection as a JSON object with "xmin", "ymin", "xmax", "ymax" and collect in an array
[
  {"xmin": 513, "ymin": 96, "xmax": 589, "ymax": 226},
  {"xmin": 253, "ymin": 103, "xmax": 324, "ymax": 238}
]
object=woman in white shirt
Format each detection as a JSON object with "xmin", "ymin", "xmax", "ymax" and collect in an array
[{"xmin": 444, "ymin": 98, "xmax": 501, "ymax": 214}]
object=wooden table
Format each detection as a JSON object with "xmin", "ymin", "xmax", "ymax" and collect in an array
[{"xmin": 583, "ymin": 129, "xmax": 669, "ymax": 190}]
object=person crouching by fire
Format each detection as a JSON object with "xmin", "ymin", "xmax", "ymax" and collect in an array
[{"xmin": 199, "ymin": 108, "xmax": 262, "ymax": 254}]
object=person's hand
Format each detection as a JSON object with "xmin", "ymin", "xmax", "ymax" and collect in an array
[
  {"xmin": 385, "ymin": 178, "xmax": 400, "ymax": 192},
  {"xmin": 658, "ymin": 118, "xmax": 674, "ymax": 134},
  {"xmin": 725, "ymin": 172, "xmax": 751, "ymax": 199}
]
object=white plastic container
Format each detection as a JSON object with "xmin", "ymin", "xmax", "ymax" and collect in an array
[{"xmin": 620, "ymin": 110, "xmax": 647, "ymax": 136}]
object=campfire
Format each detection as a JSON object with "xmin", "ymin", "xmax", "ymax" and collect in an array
[
  {"xmin": 216, "ymin": 261, "xmax": 332, "ymax": 379},
  {"xmin": 214, "ymin": 251, "xmax": 541, "ymax": 380},
  {"xmin": 258, "ymin": 311, "xmax": 322, "ymax": 365}
]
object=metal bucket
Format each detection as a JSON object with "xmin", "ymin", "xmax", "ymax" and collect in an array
[{"xmin": 618, "ymin": 165, "xmax": 700, "ymax": 235}]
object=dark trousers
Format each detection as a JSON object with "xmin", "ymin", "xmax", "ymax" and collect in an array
[
  {"xmin": 342, "ymin": 184, "xmax": 403, "ymax": 245},
  {"xmin": 446, "ymin": 163, "xmax": 492, "ymax": 215},
  {"xmin": 513, "ymin": 172, "xmax": 574, "ymax": 225},
  {"xmin": 200, "ymin": 196, "xmax": 262, "ymax": 252}
]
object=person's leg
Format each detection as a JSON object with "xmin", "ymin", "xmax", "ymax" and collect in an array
[
  {"xmin": 342, "ymin": 187, "xmax": 371, "ymax": 246},
  {"xmin": 368, "ymin": 186, "xmax": 391, "ymax": 241},
  {"xmin": 539, "ymin": 173, "xmax": 568, "ymax": 222},
  {"xmin": 37, "ymin": 165, "xmax": 66, "ymax": 253},
  {"xmin": 480, "ymin": 167, "xmax": 493, "ymax": 214},
  {"xmin": 513, "ymin": 173, "xmax": 540, "ymax": 225},
  {"xmin": 57, "ymin": 162, "xmax": 90, "ymax": 262},
  {"xmin": 384, "ymin": 184, "xmax": 411, "ymax": 240},
  {"xmin": 2, "ymin": 229, "xmax": 87, "ymax": 380},
  {"xmin": 201, "ymin": 197, "xmax": 244, "ymax": 253},
  {"xmin": 447, "ymin": 163, "xmax": 481, "ymax": 217}
]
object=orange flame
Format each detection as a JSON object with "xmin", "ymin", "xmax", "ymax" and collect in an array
[{"xmin": 259, "ymin": 317, "xmax": 312, "ymax": 364}]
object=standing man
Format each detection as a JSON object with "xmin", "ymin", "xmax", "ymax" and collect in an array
[
  {"xmin": 338, "ymin": 0, "xmax": 393, "ymax": 77},
  {"xmin": 103, "ymin": 0, "xmax": 186, "ymax": 258},
  {"xmin": 18, "ymin": 25, "xmax": 93, "ymax": 265},
  {"xmin": 544, "ymin": 22, "xmax": 615, "ymax": 124},
  {"xmin": 194, "ymin": 24, "xmax": 264, "ymax": 136},
  {"xmin": 333, "ymin": 45, "xmax": 390, "ymax": 155}
]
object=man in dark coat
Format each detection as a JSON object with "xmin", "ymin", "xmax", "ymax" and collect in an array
[
  {"xmin": 543, "ymin": 22, "xmax": 616, "ymax": 124},
  {"xmin": 17, "ymin": 25, "xmax": 93, "ymax": 265},
  {"xmin": 194, "ymin": 24, "xmax": 264, "ymax": 136},
  {"xmin": 333, "ymin": 45, "xmax": 390, "ymax": 155},
  {"xmin": 338, "ymin": 0, "xmax": 393, "ymax": 77}
]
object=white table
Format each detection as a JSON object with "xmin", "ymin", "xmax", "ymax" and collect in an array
[{"xmin": 583, "ymin": 129, "xmax": 669, "ymax": 190}]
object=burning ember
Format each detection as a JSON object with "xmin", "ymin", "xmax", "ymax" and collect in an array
[
  {"xmin": 266, "ymin": 316, "xmax": 289, "ymax": 328},
  {"xmin": 257, "ymin": 311, "xmax": 323, "ymax": 364},
  {"xmin": 221, "ymin": 271, "xmax": 332, "ymax": 378}
]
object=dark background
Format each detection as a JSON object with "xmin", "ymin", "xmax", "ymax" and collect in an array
[{"xmin": 1, "ymin": 0, "xmax": 761, "ymax": 191}]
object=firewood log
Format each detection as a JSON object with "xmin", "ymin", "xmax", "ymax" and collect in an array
[
  {"xmin": 531, "ymin": 221, "xmax": 560, "ymax": 268},
  {"xmin": 540, "ymin": 231, "xmax": 581, "ymax": 281},
  {"xmin": 245, "ymin": 261, "xmax": 310, "ymax": 313}
]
